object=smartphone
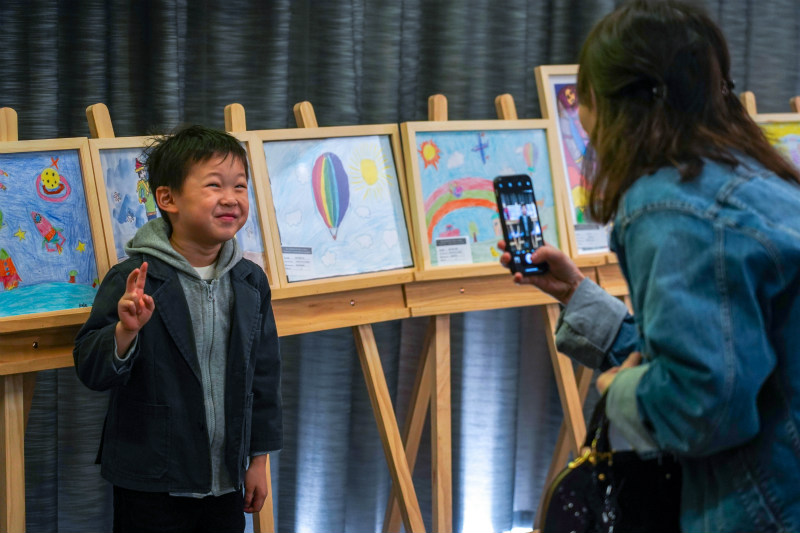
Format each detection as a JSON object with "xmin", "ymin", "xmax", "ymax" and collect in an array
[{"xmin": 493, "ymin": 174, "xmax": 548, "ymax": 275}]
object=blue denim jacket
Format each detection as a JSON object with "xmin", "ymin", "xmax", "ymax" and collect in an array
[{"xmin": 556, "ymin": 158, "xmax": 800, "ymax": 532}]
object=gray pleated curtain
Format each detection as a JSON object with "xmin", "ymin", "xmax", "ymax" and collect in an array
[{"xmin": 2, "ymin": 1, "xmax": 798, "ymax": 532}]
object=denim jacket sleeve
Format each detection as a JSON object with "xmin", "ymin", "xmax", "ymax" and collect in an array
[
  {"xmin": 610, "ymin": 207, "xmax": 778, "ymax": 458},
  {"xmin": 555, "ymin": 277, "xmax": 640, "ymax": 370}
]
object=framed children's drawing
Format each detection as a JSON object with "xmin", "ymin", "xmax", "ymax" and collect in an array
[
  {"xmin": 401, "ymin": 119, "xmax": 569, "ymax": 281},
  {"xmin": 88, "ymin": 133, "xmax": 280, "ymax": 288},
  {"xmin": 0, "ymin": 138, "xmax": 109, "ymax": 330},
  {"xmin": 535, "ymin": 64, "xmax": 612, "ymax": 265},
  {"xmin": 749, "ymin": 112, "xmax": 800, "ymax": 171},
  {"xmin": 254, "ymin": 124, "xmax": 416, "ymax": 298}
]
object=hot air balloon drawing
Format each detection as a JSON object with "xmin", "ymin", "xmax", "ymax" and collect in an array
[{"xmin": 312, "ymin": 152, "xmax": 350, "ymax": 240}]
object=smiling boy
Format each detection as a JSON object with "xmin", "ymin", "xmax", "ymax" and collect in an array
[{"xmin": 74, "ymin": 126, "xmax": 282, "ymax": 533}]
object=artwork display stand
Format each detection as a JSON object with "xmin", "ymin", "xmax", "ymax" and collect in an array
[
  {"xmin": 491, "ymin": 95, "xmax": 630, "ymax": 528},
  {"xmin": 387, "ymin": 94, "xmax": 594, "ymax": 533},
  {"xmin": 0, "ymin": 108, "xmax": 97, "ymax": 533},
  {"xmin": 740, "ymin": 90, "xmax": 800, "ymax": 120},
  {"xmin": 225, "ymin": 102, "xmax": 426, "ymax": 533}
]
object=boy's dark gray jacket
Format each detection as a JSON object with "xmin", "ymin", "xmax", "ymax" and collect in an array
[{"xmin": 73, "ymin": 251, "xmax": 282, "ymax": 493}]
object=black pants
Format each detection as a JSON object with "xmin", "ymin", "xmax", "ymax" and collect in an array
[{"xmin": 113, "ymin": 486, "xmax": 246, "ymax": 533}]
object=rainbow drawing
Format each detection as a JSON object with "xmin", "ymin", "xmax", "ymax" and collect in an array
[{"xmin": 424, "ymin": 177, "xmax": 497, "ymax": 243}]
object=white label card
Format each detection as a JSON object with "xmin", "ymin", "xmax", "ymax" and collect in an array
[
  {"xmin": 282, "ymin": 246, "xmax": 314, "ymax": 279},
  {"xmin": 435, "ymin": 237, "xmax": 473, "ymax": 266}
]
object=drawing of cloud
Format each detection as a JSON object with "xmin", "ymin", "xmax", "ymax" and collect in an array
[
  {"xmin": 383, "ymin": 230, "xmax": 399, "ymax": 247},
  {"xmin": 447, "ymin": 152, "xmax": 464, "ymax": 169},
  {"xmin": 285, "ymin": 210, "xmax": 303, "ymax": 226},
  {"xmin": 501, "ymin": 166, "xmax": 515, "ymax": 175},
  {"xmin": 294, "ymin": 163, "xmax": 310, "ymax": 184},
  {"xmin": 356, "ymin": 235, "xmax": 373, "ymax": 248},
  {"xmin": 356, "ymin": 206, "xmax": 371, "ymax": 218},
  {"xmin": 322, "ymin": 251, "xmax": 336, "ymax": 266}
]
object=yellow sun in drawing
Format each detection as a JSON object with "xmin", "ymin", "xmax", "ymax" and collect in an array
[{"xmin": 349, "ymin": 144, "xmax": 392, "ymax": 200}]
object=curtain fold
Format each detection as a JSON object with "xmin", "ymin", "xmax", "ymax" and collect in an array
[{"xmin": 2, "ymin": 1, "xmax": 798, "ymax": 531}]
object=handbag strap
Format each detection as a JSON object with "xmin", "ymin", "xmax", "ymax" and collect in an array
[{"xmin": 584, "ymin": 392, "xmax": 612, "ymax": 453}]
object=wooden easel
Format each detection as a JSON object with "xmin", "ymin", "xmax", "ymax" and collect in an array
[
  {"xmin": 496, "ymin": 94, "xmax": 637, "ymax": 529},
  {"xmin": 1, "ymin": 107, "xmax": 96, "ymax": 533},
  {"xmin": 495, "ymin": 94, "xmax": 631, "ymax": 528},
  {"xmin": 383, "ymin": 94, "xmax": 593, "ymax": 533},
  {"xmin": 224, "ymin": 102, "xmax": 427, "ymax": 533},
  {"xmin": 739, "ymin": 90, "xmax": 800, "ymax": 117}
]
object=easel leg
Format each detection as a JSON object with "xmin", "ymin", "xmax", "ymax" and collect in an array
[
  {"xmin": 383, "ymin": 318, "xmax": 435, "ymax": 533},
  {"xmin": 253, "ymin": 455, "xmax": 275, "ymax": 533},
  {"xmin": 22, "ymin": 373, "xmax": 36, "ymax": 430},
  {"xmin": 431, "ymin": 315, "xmax": 452, "ymax": 533},
  {"xmin": 542, "ymin": 304, "xmax": 586, "ymax": 455},
  {"xmin": 1, "ymin": 374, "xmax": 26, "ymax": 533},
  {"xmin": 353, "ymin": 325, "xmax": 426, "ymax": 533}
]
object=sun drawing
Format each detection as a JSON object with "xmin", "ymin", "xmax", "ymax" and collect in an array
[
  {"xmin": 419, "ymin": 140, "xmax": 441, "ymax": 169},
  {"xmin": 349, "ymin": 144, "xmax": 393, "ymax": 200}
]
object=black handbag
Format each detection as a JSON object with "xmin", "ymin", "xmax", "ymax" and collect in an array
[{"xmin": 539, "ymin": 394, "xmax": 682, "ymax": 533}]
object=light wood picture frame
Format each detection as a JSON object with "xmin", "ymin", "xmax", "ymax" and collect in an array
[
  {"xmin": 253, "ymin": 124, "xmax": 416, "ymax": 298},
  {"xmin": 401, "ymin": 119, "xmax": 570, "ymax": 281},
  {"xmin": 535, "ymin": 64, "xmax": 612, "ymax": 265},
  {"xmin": 0, "ymin": 137, "xmax": 109, "ymax": 331},
  {"xmin": 88, "ymin": 133, "xmax": 280, "ymax": 288}
]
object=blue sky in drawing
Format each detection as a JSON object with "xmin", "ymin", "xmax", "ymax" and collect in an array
[{"xmin": 0, "ymin": 149, "xmax": 98, "ymax": 316}]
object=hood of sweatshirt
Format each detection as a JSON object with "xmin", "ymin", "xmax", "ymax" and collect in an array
[{"xmin": 124, "ymin": 218, "xmax": 242, "ymax": 279}]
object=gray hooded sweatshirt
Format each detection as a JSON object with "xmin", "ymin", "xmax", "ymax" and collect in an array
[{"xmin": 124, "ymin": 218, "xmax": 242, "ymax": 497}]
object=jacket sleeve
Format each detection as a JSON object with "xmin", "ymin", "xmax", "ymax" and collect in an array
[
  {"xmin": 250, "ymin": 279, "xmax": 282, "ymax": 454},
  {"xmin": 608, "ymin": 209, "xmax": 777, "ymax": 457},
  {"xmin": 555, "ymin": 278, "xmax": 640, "ymax": 370},
  {"xmin": 73, "ymin": 267, "xmax": 140, "ymax": 391}
]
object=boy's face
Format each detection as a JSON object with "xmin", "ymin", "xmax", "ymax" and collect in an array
[{"xmin": 158, "ymin": 154, "xmax": 249, "ymax": 247}]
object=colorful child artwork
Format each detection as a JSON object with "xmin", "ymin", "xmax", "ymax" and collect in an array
[
  {"xmin": 263, "ymin": 135, "xmax": 413, "ymax": 282},
  {"xmin": 0, "ymin": 149, "xmax": 98, "ymax": 317},
  {"xmin": 760, "ymin": 122, "xmax": 800, "ymax": 169},
  {"xmin": 97, "ymin": 145, "xmax": 266, "ymax": 267},
  {"xmin": 548, "ymin": 74, "xmax": 610, "ymax": 254},
  {"xmin": 415, "ymin": 129, "xmax": 557, "ymax": 267}
]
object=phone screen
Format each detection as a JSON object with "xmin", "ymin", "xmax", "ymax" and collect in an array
[{"xmin": 493, "ymin": 174, "xmax": 548, "ymax": 275}]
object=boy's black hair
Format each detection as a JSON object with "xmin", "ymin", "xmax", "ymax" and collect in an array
[{"xmin": 144, "ymin": 125, "xmax": 249, "ymax": 226}]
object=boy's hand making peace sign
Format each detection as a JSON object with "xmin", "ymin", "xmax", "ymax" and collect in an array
[{"xmin": 115, "ymin": 262, "xmax": 155, "ymax": 354}]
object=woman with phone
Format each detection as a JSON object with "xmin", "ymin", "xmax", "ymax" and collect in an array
[{"xmin": 501, "ymin": 1, "xmax": 800, "ymax": 531}]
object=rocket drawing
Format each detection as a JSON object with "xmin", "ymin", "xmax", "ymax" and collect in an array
[
  {"xmin": 0, "ymin": 249, "xmax": 21, "ymax": 290},
  {"xmin": 31, "ymin": 211, "xmax": 66, "ymax": 254}
]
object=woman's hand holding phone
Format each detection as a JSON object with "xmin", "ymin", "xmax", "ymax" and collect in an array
[{"xmin": 498, "ymin": 242, "xmax": 585, "ymax": 305}]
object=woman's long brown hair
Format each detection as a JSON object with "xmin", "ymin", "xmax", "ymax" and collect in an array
[{"xmin": 577, "ymin": 0, "xmax": 800, "ymax": 224}]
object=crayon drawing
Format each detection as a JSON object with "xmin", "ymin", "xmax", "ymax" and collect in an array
[
  {"xmin": 551, "ymin": 78, "xmax": 609, "ymax": 254},
  {"xmin": 760, "ymin": 122, "xmax": 800, "ymax": 169},
  {"xmin": 97, "ymin": 144, "xmax": 266, "ymax": 268},
  {"xmin": 415, "ymin": 129, "xmax": 557, "ymax": 266},
  {"xmin": 0, "ymin": 149, "xmax": 98, "ymax": 317},
  {"xmin": 537, "ymin": 65, "xmax": 612, "ymax": 256},
  {"xmin": 263, "ymin": 135, "xmax": 413, "ymax": 282}
]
